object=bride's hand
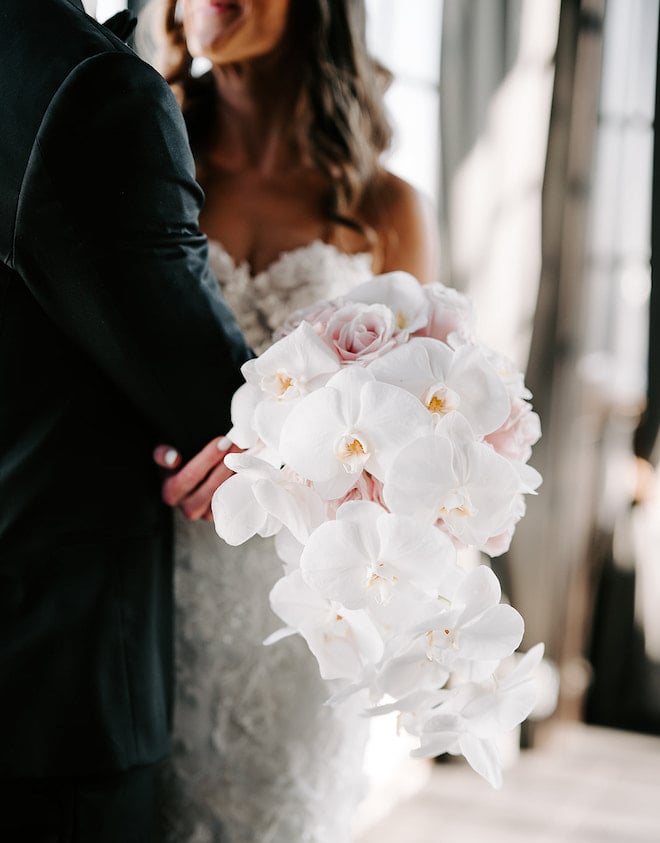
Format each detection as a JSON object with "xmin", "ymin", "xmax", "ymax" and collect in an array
[{"xmin": 153, "ymin": 435, "xmax": 241, "ymax": 521}]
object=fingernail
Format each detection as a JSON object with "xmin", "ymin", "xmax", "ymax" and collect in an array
[
  {"xmin": 164, "ymin": 448, "xmax": 179, "ymax": 467},
  {"xmin": 217, "ymin": 436, "xmax": 232, "ymax": 451}
]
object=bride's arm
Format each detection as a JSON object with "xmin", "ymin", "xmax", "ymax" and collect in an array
[{"xmin": 372, "ymin": 172, "xmax": 440, "ymax": 284}]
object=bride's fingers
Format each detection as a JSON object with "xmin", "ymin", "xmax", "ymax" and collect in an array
[
  {"xmin": 153, "ymin": 444, "xmax": 182, "ymax": 470},
  {"xmin": 161, "ymin": 435, "xmax": 234, "ymax": 507},
  {"xmin": 179, "ymin": 459, "xmax": 236, "ymax": 521}
]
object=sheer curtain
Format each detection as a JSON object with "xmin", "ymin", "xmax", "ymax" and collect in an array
[{"xmin": 365, "ymin": 0, "xmax": 443, "ymax": 206}]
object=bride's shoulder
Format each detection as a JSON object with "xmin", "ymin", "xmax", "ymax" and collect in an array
[{"xmin": 361, "ymin": 170, "xmax": 439, "ymax": 284}]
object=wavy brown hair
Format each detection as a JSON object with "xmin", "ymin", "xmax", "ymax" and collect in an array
[{"xmin": 140, "ymin": 0, "xmax": 393, "ymax": 234}]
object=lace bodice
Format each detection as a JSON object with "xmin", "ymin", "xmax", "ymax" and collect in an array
[
  {"xmin": 207, "ymin": 239, "xmax": 373, "ymax": 354},
  {"xmin": 165, "ymin": 241, "xmax": 374, "ymax": 843}
]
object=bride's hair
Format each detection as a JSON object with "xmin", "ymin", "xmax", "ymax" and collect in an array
[{"xmin": 138, "ymin": 0, "xmax": 393, "ymax": 235}]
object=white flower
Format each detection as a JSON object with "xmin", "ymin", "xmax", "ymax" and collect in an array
[
  {"xmin": 211, "ymin": 453, "xmax": 325, "ymax": 545},
  {"xmin": 227, "ymin": 382, "xmax": 262, "ymax": 449},
  {"xmin": 300, "ymin": 500, "xmax": 457, "ymax": 610},
  {"xmin": 411, "ymin": 566, "xmax": 523, "ymax": 668},
  {"xmin": 266, "ymin": 570, "xmax": 384, "ymax": 682},
  {"xmin": 273, "ymin": 527, "xmax": 305, "ymax": 574},
  {"xmin": 346, "ymin": 271, "xmax": 429, "ymax": 336},
  {"xmin": 279, "ymin": 366, "xmax": 433, "ymax": 500},
  {"xmin": 241, "ymin": 321, "xmax": 342, "ymax": 454},
  {"xmin": 324, "ymin": 302, "xmax": 399, "ymax": 363},
  {"xmin": 243, "ymin": 320, "xmax": 340, "ymax": 400},
  {"xmin": 373, "ymin": 637, "xmax": 453, "ymax": 700},
  {"xmin": 368, "ymin": 338, "xmax": 510, "ymax": 436},
  {"xmin": 384, "ymin": 414, "xmax": 524, "ymax": 552},
  {"xmin": 483, "ymin": 347, "xmax": 533, "ymax": 400},
  {"xmin": 373, "ymin": 565, "xmax": 522, "ymax": 698},
  {"xmin": 410, "ymin": 643, "xmax": 545, "ymax": 787}
]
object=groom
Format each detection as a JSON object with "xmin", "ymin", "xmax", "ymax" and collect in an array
[{"xmin": 0, "ymin": 0, "xmax": 251, "ymax": 839}]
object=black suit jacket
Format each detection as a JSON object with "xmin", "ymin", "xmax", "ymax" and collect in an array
[{"xmin": 0, "ymin": 0, "xmax": 252, "ymax": 777}]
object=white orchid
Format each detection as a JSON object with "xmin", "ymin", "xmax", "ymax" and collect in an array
[
  {"xmin": 241, "ymin": 321, "xmax": 342, "ymax": 453},
  {"xmin": 371, "ymin": 565, "xmax": 522, "ymax": 699},
  {"xmin": 368, "ymin": 338, "xmax": 510, "ymax": 436},
  {"xmin": 384, "ymin": 414, "xmax": 524, "ymax": 552},
  {"xmin": 279, "ymin": 366, "xmax": 433, "ymax": 499},
  {"xmin": 345, "ymin": 271, "xmax": 430, "ymax": 336},
  {"xmin": 410, "ymin": 643, "xmax": 545, "ymax": 787},
  {"xmin": 227, "ymin": 382, "xmax": 261, "ymax": 449},
  {"xmin": 211, "ymin": 453, "xmax": 325, "ymax": 545},
  {"xmin": 266, "ymin": 570, "xmax": 384, "ymax": 682},
  {"xmin": 397, "ymin": 566, "xmax": 523, "ymax": 671},
  {"xmin": 243, "ymin": 320, "xmax": 340, "ymax": 401},
  {"xmin": 210, "ymin": 270, "xmax": 545, "ymax": 786},
  {"xmin": 300, "ymin": 500, "xmax": 457, "ymax": 610}
]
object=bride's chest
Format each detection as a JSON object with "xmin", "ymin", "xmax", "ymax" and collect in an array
[
  {"xmin": 205, "ymin": 238, "xmax": 373, "ymax": 354},
  {"xmin": 199, "ymin": 170, "xmax": 368, "ymax": 276}
]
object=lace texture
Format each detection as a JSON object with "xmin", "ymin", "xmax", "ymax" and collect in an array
[
  {"xmin": 164, "ymin": 242, "xmax": 374, "ymax": 843},
  {"xmin": 207, "ymin": 239, "xmax": 373, "ymax": 354}
]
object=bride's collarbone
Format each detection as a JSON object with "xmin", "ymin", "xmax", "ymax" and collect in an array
[{"xmin": 201, "ymin": 213, "xmax": 374, "ymax": 277}]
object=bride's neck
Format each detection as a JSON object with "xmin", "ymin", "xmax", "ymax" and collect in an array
[{"xmin": 209, "ymin": 54, "xmax": 302, "ymax": 175}]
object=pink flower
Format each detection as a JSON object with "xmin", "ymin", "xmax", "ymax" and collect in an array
[
  {"xmin": 273, "ymin": 299, "xmax": 344, "ymax": 342},
  {"xmin": 481, "ymin": 495, "xmax": 527, "ymax": 556},
  {"xmin": 415, "ymin": 284, "xmax": 475, "ymax": 345},
  {"xmin": 485, "ymin": 398, "xmax": 541, "ymax": 463},
  {"xmin": 324, "ymin": 302, "xmax": 399, "ymax": 363},
  {"xmin": 327, "ymin": 472, "xmax": 388, "ymax": 518}
]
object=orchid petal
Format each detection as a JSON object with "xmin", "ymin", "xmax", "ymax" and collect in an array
[
  {"xmin": 458, "ymin": 734, "xmax": 502, "ymax": 789},
  {"xmin": 212, "ymin": 474, "xmax": 270, "ymax": 545}
]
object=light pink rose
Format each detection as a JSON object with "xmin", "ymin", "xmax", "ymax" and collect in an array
[
  {"xmin": 485, "ymin": 398, "xmax": 541, "ymax": 463},
  {"xmin": 481, "ymin": 529, "xmax": 514, "ymax": 557},
  {"xmin": 414, "ymin": 283, "xmax": 476, "ymax": 345},
  {"xmin": 324, "ymin": 302, "xmax": 399, "ymax": 363},
  {"xmin": 482, "ymin": 495, "xmax": 527, "ymax": 556},
  {"xmin": 273, "ymin": 299, "xmax": 344, "ymax": 342}
]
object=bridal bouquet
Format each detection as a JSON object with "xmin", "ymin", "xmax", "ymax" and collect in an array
[{"xmin": 212, "ymin": 272, "xmax": 543, "ymax": 788}]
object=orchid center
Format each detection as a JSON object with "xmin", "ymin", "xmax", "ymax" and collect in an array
[
  {"xmin": 423, "ymin": 384, "xmax": 459, "ymax": 415},
  {"xmin": 276, "ymin": 370, "xmax": 293, "ymax": 396},
  {"xmin": 396, "ymin": 310, "xmax": 408, "ymax": 330},
  {"xmin": 426, "ymin": 625, "xmax": 456, "ymax": 659},
  {"xmin": 262, "ymin": 368, "xmax": 300, "ymax": 400},
  {"xmin": 427, "ymin": 395, "xmax": 445, "ymax": 413},
  {"xmin": 438, "ymin": 489, "xmax": 477, "ymax": 521},
  {"xmin": 336, "ymin": 433, "xmax": 370, "ymax": 474},
  {"xmin": 366, "ymin": 561, "xmax": 399, "ymax": 604}
]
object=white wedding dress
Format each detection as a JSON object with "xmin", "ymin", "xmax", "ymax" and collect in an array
[{"xmin": 163, "ymin": 241, "xmax": 374, "ymax": 843}]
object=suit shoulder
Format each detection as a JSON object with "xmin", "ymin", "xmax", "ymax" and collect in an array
[
  {"xmin": 56, "ymin": 51, "xmax": 173, "ymax": 108},
  {"xmin": 36, "ymin": 51, "xmax": 178, "ymax": 156}
]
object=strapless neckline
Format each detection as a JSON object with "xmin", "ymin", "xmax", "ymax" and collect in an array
[
  {"xmin": 205, "ymin": 237, "xmax": 374, "ymax": 355},
  {"xmin": 207, "ymin": 237, "xmax": 372, "ymax": 281}
]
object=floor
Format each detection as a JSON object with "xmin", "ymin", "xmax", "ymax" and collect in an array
[{"xmin": 354, "ymin": 722, "xmax": 660, "ymax": 843}]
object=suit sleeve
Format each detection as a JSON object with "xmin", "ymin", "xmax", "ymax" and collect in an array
[{"xmin": 13, "ymin": 51, "xmax": 253, "ymax": 459}]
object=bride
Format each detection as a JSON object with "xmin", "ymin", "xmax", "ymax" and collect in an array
[{"xmin": 144, "ymin": 0, "xmax": 438, "ymax": 839}]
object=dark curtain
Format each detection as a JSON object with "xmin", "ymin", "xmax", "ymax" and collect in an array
[{"xmin": 585, "ymin": 2, "xmax": 660, "ymax": 736}]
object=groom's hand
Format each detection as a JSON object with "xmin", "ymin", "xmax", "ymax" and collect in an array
[{"xmin": 153, "ymin": 435, "xmax": 240, "ymax": 521}]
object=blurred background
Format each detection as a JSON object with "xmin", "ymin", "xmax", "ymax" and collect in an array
[{"xmin": 90, "ymin": 0, "xmax": 660, "ymax": 838}]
